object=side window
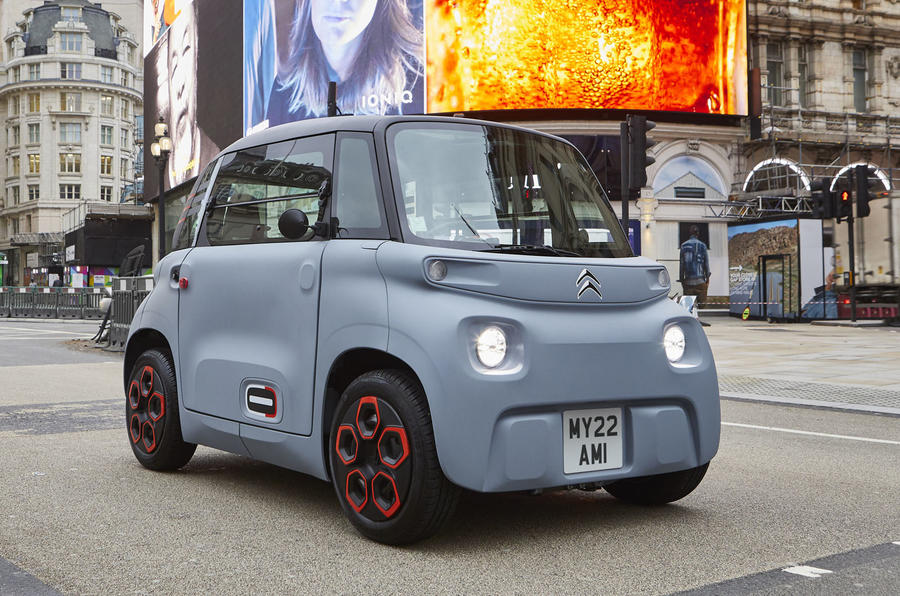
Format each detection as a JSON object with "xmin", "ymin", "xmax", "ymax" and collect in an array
[
  {"xmin": 204, "ymin": 134, "xmax": 334, "ymax": 246},
  {"xmin": 334, "ymin": 133, "xmax": 386, "ymax": 238},
  {"xmin": 172, "ymin": 160, "xmax": 217, "ymax": 251}
]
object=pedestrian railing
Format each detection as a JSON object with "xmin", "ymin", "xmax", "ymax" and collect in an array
[{"xmin": 0, "ymin": 287, "xmax": 111, "ymax": 319}]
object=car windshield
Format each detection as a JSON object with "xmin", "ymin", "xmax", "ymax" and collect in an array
[{"xmin": 388, "ymin": 122, "xmax": 632, "ymax": 258}]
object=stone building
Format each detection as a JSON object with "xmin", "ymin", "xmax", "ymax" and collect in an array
[
  {"xmin": 0, "ymin": 0, "xmax": 144, "ymax": 285},
  {"xmin": 744, "ymin": 0, "xmax": 900, "ymax": 286}
]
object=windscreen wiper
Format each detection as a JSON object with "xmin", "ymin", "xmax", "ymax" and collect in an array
[{"xmin": 479, "ymin": 244, "xmax": 582, "ymax": 257}]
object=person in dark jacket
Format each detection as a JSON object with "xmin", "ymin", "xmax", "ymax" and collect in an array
[{"xmin": 679, "ymin": 224, "xmax": 711, "ymax": 306}]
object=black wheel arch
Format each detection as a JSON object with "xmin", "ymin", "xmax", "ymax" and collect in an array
[{"xmin": 124, "ymin": 329, "xmax": 172, "ymax": 393}]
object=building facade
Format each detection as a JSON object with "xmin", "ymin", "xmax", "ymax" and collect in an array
[
  {"xmin": 744, "ymin": 0, "xmax": 900, "ymax": 286},
  {"xmin": 0, "ymin": 0, "xmax": 143, "ymax": 285}
]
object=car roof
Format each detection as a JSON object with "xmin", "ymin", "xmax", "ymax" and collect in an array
[{"xmin": 218, "ymin": 114, "xmax": 569, "ymax": 158}]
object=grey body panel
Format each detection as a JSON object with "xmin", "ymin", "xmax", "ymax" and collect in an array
[
  {"xmin": 375, "ymin": 242, "xmax": 720, "ymax": 491},
  {"xmin": 126, "ymin": 115, "xmax": 720, "ymax": 494}
]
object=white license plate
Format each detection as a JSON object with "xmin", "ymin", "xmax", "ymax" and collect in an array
[{"xmin": 563, "ymin": 407, "xmax": 623, "ymax": 474}]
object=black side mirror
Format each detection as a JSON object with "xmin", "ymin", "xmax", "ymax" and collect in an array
[{"xmin": 278, "ymin": 209, "xmax": 310, "ymax": 240}]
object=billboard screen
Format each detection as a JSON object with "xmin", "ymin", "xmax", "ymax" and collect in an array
[
  {"xmin": 243, "ymin": 0, "xmax": 747, "ymax": 135},
  {"xmin": 147, "ymin": 1, "xmax": 748, "ymax": 190},
  {"xmin": 144, "ymin": 0, "xmax": 243, "ymax": 196}
]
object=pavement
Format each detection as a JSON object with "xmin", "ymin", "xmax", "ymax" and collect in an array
[{"xmin": 702, "ymin": 316, "xmax": 900, "ymax": 415}]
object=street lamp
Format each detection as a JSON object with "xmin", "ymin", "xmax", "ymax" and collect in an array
[{"xmin": 149, "ymin": 117, "xmax": 172, "ymax": 262}]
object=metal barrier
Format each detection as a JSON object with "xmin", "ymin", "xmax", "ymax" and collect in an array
[
  {"xmin": 57, "ymin": 288, "xmax": 85, "ymax": 319},
  {"xmin": 0, "ymin": 287, "xmax": 116, "ymax": 319},
  {"xmin": 109, "ymin": 277, "xmax": 154, "ymax": 351},
  {"xmin": 10, "ymin": 288, "xmax": 33, "ymax": 317}
]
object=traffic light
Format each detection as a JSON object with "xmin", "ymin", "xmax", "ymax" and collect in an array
[
  {"xmin": 838, "ymin": 188, "xmax": 852, "ymax": 220},
  {"xmin": 855, "ymin": 164, "xmax": 874, "ymax": 218},
  {"xmin": 628, "ymin": 115, "xmax": 656, "ymax": 190},
  {"xmin": 809, "ymin": 178, "xmax": 835, "ymax": 219}
]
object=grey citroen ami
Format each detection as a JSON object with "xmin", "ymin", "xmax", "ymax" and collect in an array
[{"xmin": 124, "ymin": 115, "xmax": 720, "ymax": 544}]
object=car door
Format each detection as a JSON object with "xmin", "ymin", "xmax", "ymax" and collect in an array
[{"xmin": 177, "ymin": 133, "xmax": 334, "ymax": 437}]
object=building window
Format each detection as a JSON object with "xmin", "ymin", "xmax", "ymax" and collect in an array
[
  {"xmin": 120, "ymin": 128, "xmax": 129, "ymax": 147},
  {"xmin": 126, "ymin": 45, "xmax": 134, "ymax": 65},
  {"xmin": 798, "ymin": 44, "xmax": 810, "ymax": 109},
  {"xmin": 61, "ymin": 7, "xmax": 81, "ymax": 22},
  {"xmin": 60, "ymin": 33, "xmax": 82, "ymax": 52},
  {"xmin": 60, "ymin": 62, "xmax": 82, "ymax": 80},
  {"xmin": 60, "ymin": 184, "xmax": 81, "ymax": 200},
  {"xmin": 120, "ymin": 100, "xmax": 129, "ymax": 120},
  {"xmin": 120, "ymin": 70, "xmax": 129, "ymax": 87},
  {"xmin": 8, "ymin": 95, "xmax": 19, "ymax": 115},
  {"xmin": 100, "ymin": 185, "xmax": 113, "ymax": 202},
  {"xmin": 767, "ymin": 42, "xmax": 784, "ymax": 106},
  {"xmin": 853, "ymin": 48, "xmax": 869, "ymax": 113},
  {"xmin": 9, "ymin": 218, "xmax": 18, "ymax": 235},
  {"xmin": 59, "ymin": 123, "xmax": 82, "ymax": 144},
  {"xmin": 101, "ymin": 125, "xmax": 113, "ymax": 145},
  {"xmin": 27, "ymin": 93, "xmax": 40, "ymax": 113},
  {"xmin": 10, "ymin": 186, "xmax": 19, "ymax": 205},
  {"xmin": 120, "ymin": 158, "xmax": 129, "ymax": 179},
  {"xmin": 28, "ymin": 64, "xmax": 40, "ymax": 80},
  {"xmin": 6, "ymin": 41, "xmax": 13, "ymax": 61},
  {"xmin": 100, "ymin": 155, "xmax": 113, "ymax": 176},
  {"xmin": 101, "ymin": 65, "xmax": 113, "ymax": 84},
  {"xmin": 60, "ymin": 92, "xmax": 82, "ymax": 111},
  {"xmin": 11, "ymin": 66, "xmax": 20, "ymax": 83},
  {"xmin": 59, "ymin": 153, "xmax": 81, "ymax": 173},
  {"xmin": 9, "ymin": 126, "xmax": 19, "ymax": 146},
  {"xmin": 100, "ymin": 95, "xmax": 113, "ymax": 116},
  {"xmin": 27, "ymin": 153, "xmax": 39, "ymax": 174},
  {"xmin": 10, "ymin": 156, "xmax": 20, "ymax": 176},
  {"xmin": 27, "ymin": 123, "xmax": 40, "ymax": 144},
  {"xmin": 28, "ymin": 185, "xmax": 39, "ymax": 201}
]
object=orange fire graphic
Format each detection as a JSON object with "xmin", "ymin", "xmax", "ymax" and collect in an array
[{"xmin": 427, "ymin": 0, "xmax": 747, "ymax": 114}]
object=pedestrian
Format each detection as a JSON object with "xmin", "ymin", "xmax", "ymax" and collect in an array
[{"xmin": 679, "ymin": 224, "xmax": 711, "ymax": 307}]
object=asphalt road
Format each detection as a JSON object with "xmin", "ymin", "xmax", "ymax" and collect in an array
[{"xmin": 1, "ymin": 320, "xmax": 898, "ymax": 595}]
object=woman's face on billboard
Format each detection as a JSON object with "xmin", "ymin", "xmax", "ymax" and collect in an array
[{"xmin": 310, "ymin": 0, "xmax": 378, "ymax": 48}]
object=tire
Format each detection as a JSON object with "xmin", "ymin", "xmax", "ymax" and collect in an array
[
  {"xmin": 126, "ymin": 349, "xmax": 196, "ymax": 471},
  {"xmin": 603, "ymin": 462, "xmax": 710, "ymax": 505},
  {"xmin": 328, "ymin": 369, "xmax": 460, "ymax": 545}
]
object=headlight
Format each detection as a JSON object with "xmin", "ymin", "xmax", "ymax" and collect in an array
[
  {"xmin": 663, "ymin": 325, "xmax": 686, "ymax": 363},
  {"xmin": 658, "ymin": 268, "xmax": 670, "ymax": 288},
  {"xmin": 475, "ymin": 326, "xmax": 507, "ymax": 368}
]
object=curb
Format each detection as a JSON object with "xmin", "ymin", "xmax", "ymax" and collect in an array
[
  {"xmin": 0, "ymin": 318, "xmax": 103, "ymax": 326},
  {"xmin": 721, "ymin": 392, "xmax": 900, "ymax": 417}
]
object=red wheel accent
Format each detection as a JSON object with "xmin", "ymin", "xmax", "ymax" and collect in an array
[
  {"xmin": 377, "ymin": 426, "xmax": 409, "ymax": 469},
  {"xmin": 355, "ymin": 396, "xmax": 380, "ymax": 440},
  {"xmin": 129, "ymin": 414, "xmax": 142, "ymax": 444},
  {"xmin": 139, "ymin": 366, "xmax": 154, "ymax": 398},
  {"xmin": 147, "ymin": 392, "xmax": 165, "ymax": 422},
  {"xmin": 345, "ymin": 469, "xmax": 368, "ymax": 512},
  {"xmin": 372, "ymin": 471, "xmax": 401, "ymax": 518},
  {"xmin": 335, "ymin": 424, "xmax": 359, "ymax": 465},
  {"xmin": 141, "ymin": 421, "xmax": 157, "ymax": 452},
  {"xmin": 128, "ymin": 381, "xmax": 141, "ymax": 410}
]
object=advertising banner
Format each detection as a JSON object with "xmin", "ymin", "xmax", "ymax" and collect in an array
[
  {"xmin": 147, "ymin": 0, "xmax": 749, "ymax": 191},
  {"xmin": 728, "ymin": 220, "xmax": 799, "ymax": 319}
]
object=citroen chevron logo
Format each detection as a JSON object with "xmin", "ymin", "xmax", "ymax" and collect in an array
[{"xmin": 576, "ymin": 269, "xmax": 602, "ymax": 300}]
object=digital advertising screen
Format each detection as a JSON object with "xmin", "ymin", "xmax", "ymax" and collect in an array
[{"xmin": 147, "ymin": 1, "xmax": 748, "ymax": 191}]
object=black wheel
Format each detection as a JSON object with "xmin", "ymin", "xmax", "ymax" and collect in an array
[
  {"xmin": 126, "ymin": 349, "xmax": 196, "ymax": 471},
  {"xmin": 603, "ymin": 462, "xmax": 710, "ymax": 505},
  {"xmin": 328, "ymin": 369, "xmax": 460, "ymax": 545}
]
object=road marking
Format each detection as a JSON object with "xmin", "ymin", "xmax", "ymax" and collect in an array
[
  {"xmin": 0, "ymin": 326, "xmax": 87, "ymax": 336},
  {"xmin": 722, "ymin": 422, "xmax": 900, "ymax": 445},
  {"xmin": 782, "ymin": 565, "xmax": 833, "ymax": 578},
  {"xmin": 893, "ymin": 541, "xmax": 900, "ymax": 546}
]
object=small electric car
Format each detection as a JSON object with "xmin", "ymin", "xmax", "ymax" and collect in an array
[{"xmin": 125, "ymin": 115, "xmax": 720, "ymax": 544}]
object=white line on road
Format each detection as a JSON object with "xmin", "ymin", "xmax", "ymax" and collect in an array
[
  {"xmin": 0, "ymin": 326, "xmax": 88, "ymax": 336},
  {"xmin": 0, "ymin": 336, "xmax": 90, "ymax": 341},
  {"xmin": 722, "ymin": 422, "xmax": 900, "ymax": 445},
  {"xmin": 782, "ymin": 565, "xmax": 833, "ymax": 578}
]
